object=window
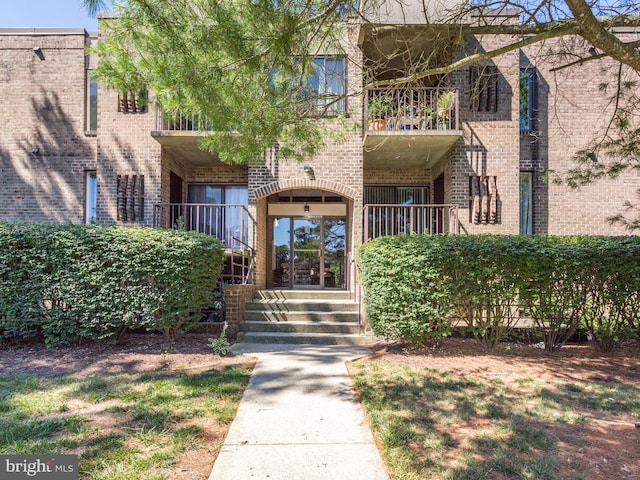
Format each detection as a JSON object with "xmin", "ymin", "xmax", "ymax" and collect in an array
[
  {"xmin": 86, "ymin": 71, "xmax": 98, "ymax": 131},
  {"xmin": 118, "ymin": 90, "xmax": 148, "ymax": 114},
  {"xmin": 187, "ymin": 185, "xmax": 249, "ymax": 248},
  {"xmin": 469, "ymin": 65, "xmax": 498, "ymax": 113},
  {"xmin": 307, "ymin": 56, "xmax": 346, "ymax": 114},
  {"xmin": 85, "ymin": 171, "xmax": 97, "ymax": 224},
  {"xmin": 520, "ymin": 172, "xmax": 533, "ymax": 234},
  {"xmin": 520, "ymin": 68, "xmax": 535, "ymax": 132}
]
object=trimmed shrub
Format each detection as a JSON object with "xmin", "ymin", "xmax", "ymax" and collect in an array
[
  {"xmin": 518, "ymin": 236, "xmax": 592, "ymax": 352},
  {"xmin": 358, "ymin": 235, "xmax": 640, "ymax": 352},
  {"xmin": 578, "ymin": 237, "xmax": 640, "ymax": 352},
  {"xmin": 0, "ymin": 223, "xmax": 224, "ymax": 346},
  {"xmin": 358, "ymin": 236, "xmax": 453, "ymax": 344},
  {"xmin": 440, "ymin": 235, "xmax": 528, "ymax": 349}
]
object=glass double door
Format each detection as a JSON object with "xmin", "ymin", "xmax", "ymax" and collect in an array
[{"xmin": 272, "ymin": 217, "xmax": 346, "ymax": 289}]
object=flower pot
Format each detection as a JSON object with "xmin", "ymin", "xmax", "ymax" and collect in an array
[{"xmin": 368, "ymin": 118, "xmax": 387, "ymax": 131}]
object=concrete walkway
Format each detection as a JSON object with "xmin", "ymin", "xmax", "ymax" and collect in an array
[{"xmin": 208, "ymin": 344, "xmax": 390, "ymax": 480}]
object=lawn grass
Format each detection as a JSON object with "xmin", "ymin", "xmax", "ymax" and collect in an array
[
  {"xmin": 0, "ymin": 367, "xmax": 252, "ymax": 480},
  {"xmin": 350, "ymin": 361, "xmax": 640, "ymax": 480}
]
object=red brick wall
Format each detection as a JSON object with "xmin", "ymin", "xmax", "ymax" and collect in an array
[
  {"xmin": 0, "ymin": 31, "xmax": 97, "ymax": 223},
  {"xmin": 521, "ymin": 33, "xmax": 640, "ymax": 235},
  {"xmin": 225, "ymin": 284, "xmax": 255, "ymax": 339},
  {"xmin": 451, "ymin": 16, "xmax": 522, "ymax": 234},
  {"xmin": 96, "ymin": 82, "xmax": 161, "ymax": 226}
]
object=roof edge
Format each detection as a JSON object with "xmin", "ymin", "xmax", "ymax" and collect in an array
[
  {"xmin": 97, "ymin": 11, "xmax": 119, "ymax": 19},
  {"xmin": 0, "ymin": 27, "xmax": 88, "ymax": 36}
]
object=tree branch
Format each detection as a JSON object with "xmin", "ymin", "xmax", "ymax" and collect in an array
[
  {"xmin": 565, "ymin": 0, "xmax": 640, "ymax": 71},
  {"xmin": 366, "ymin": 23, "xmax": 580, "ymax": 88},
  {"xmin": 549, "ymin": 39, "xmax": 640, "ymax": 71},
  {"xmin": 462, "ymin": 13, "xmax": 640, "ymax": 35}
]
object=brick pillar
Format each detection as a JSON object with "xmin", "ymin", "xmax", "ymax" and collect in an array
[{"xmin": 224, "ymin": 284, "xmax": 255, "ymax": 340}]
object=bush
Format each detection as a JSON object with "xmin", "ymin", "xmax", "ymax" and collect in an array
[
  {"xmin": 0, "ymin": 223, "xmax": 224, "ymax": 346},
  {"xmin": 440, "ymin": 236, "xmax": 527, "ymax": 349},
  {"xmin": 578, "ymin": 237, "xmax": 640, "ymax": 352},
  {"xmin": 358, "ymin": 236, "xmax": 453, "ymax": 344},
  {"xmin": 358, "ymin": 235, "xmax": 640, "ymax": 352}
]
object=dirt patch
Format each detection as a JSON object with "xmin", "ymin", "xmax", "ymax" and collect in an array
[
  {"xmin": 358, "ymin": 338, "xmax": 640, "ymax": 480},
  {"xmin": 366, "ymin": 338, "xmax": 640, "ymax": 384},
  {"xmin": 0, "ymin": 332, "xmax": 253, "ymax": 377}
]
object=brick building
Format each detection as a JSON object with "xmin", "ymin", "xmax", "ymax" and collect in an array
[{"xmin": 2, "ymin": 5, "xmax": 639, "ymax": 299}]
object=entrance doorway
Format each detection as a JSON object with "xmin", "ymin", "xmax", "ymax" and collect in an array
[{"xmin": 272, "ymin": 217, "xmax": 346, "ymax": 289}]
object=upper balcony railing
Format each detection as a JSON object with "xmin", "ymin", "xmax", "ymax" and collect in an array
[
  {"xmin": 363, "ymin": 204, "xmax": 460, "ymax": 241},
  {"xmin": 364, "ymin": 87, "xmax": 459, "ymax": 132},
  {"xmin": 154, "ymin": 110, "xmax": 214, "ymax": 132}
]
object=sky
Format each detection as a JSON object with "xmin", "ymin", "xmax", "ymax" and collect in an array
[{"xmin": 1, "ymin": 0, "xmax": 114, "ymax": 31}]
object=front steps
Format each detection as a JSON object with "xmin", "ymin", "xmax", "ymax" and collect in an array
[{"xmin": 237, "ymin": 290, "xmax": 371, "ymax": 345}]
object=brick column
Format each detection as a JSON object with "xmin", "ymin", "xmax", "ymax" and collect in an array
[{"xmin": 224, "ymin": 284, "xmax": 255, "ymax": 339}]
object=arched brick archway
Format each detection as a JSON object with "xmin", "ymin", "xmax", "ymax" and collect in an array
[
  {"xmin": 253, "ymin": 179, "xmax": 358, "ymax": 202},
  {"xmin": 252, "ymin": 179, "xmax": 359, "ymax": 289}
]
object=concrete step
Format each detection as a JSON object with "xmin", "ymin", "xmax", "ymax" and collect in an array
[
  {"xmin": 253, "ymin": 289, "xmax": 353, "ymax": 301},
  {"xmin": 237, "ymin": 331, "xmax": 374, "ymax": 346},
  {"xmin": 241, "ymin": 289, "xmax": 364, "ymax": 345},
  {"xmin": 245, "ymin": 310, "xmax": 359, "ymax": 323},
  {"xmin": 245, "ymin": 299, "xmax": 359, "ymax": 312},
  {"xmin": 243, "ymin": 321, "xmax": 361, "ymax": 335}
]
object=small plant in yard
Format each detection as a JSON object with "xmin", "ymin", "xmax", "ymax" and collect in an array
[{"xmin": 209, "ymin": 322, "xmax": 231, "ymax": 356}]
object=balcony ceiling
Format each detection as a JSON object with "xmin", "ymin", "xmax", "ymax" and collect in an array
[
  {"xmin": 359, "ymin": 24, "xmax": 459, "ymax": 81},
  {"xmin": 151, "ymin": 131, "xmax": 225, "ymax": 167},
  {"xmin": 363, "ymin": 130, "xmax": 462, "ymax": 169}
]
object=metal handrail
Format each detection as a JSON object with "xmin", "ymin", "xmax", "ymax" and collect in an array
[
  {"xmin": 154, "ymin": 203, "xmax": 256, "ymax": 284},
  {"xmin": 152, "ymin": 203, "xmax": 255, "ymax": 250}
]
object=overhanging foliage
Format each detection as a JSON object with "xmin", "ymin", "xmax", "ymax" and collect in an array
[{"xmin": 94, "ymin": 0, "xmax": 358, "ymax": 164}]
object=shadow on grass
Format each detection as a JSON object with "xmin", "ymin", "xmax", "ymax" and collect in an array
[
  {"xmin": 351, "ymin": 364, "xmax": 629, "ymax": 480},
  {"xmin": 0, "ymin": 365, "xmax": 252, "ymax": 477}
]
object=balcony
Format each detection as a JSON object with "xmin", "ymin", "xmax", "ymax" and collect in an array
[
  {"xmin": 151, "ymin": 111, "xmax": 223, "ymax": 167},
  {"xmin": 153, "ymin": 203, "xmax": 254, "ymax": 250},
  {"xmin": 153, "ymin": 203, "xmax": 256, "ymax": 283},
  {"xmin": 363, "ymin": 87, "xmax": 463, "ymax": 169},
  {"xmin": 363, "ymin": 204, "xmax": 460, "ymax": 241}
]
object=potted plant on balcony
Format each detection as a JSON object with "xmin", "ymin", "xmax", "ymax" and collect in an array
[
  {"xmin": 417, "ymin": 104, "xmax": 435, "ymax": 130},
  {"xmin": 436, "ymin": 91, "xmax": 456, "ymax": 130},
  {"xmin": 367, "ymin": 94, "xmax": 394, "ymax": 131}
]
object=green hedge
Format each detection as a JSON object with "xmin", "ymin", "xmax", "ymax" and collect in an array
[
  {"xmin": 358, "ymin": 236, "xmax": 454, "ymax": 344},
  {"xmin": 359, "ymin": 235, "xmax": 640, "ymax": 352},
  {"xmin": 0, "ymin": 223, "xmax": 224, "ymax": 346}
]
